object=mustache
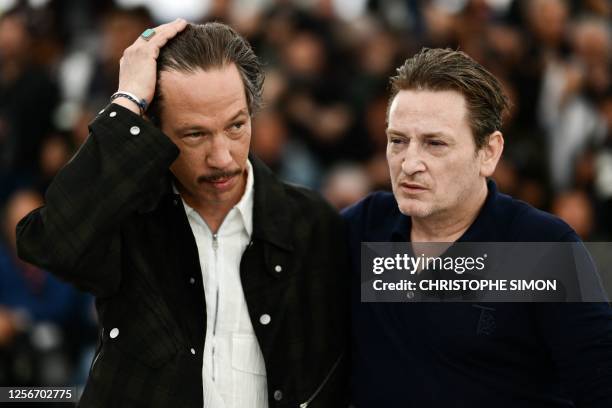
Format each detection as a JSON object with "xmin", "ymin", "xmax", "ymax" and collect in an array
[{"xmin": 197, "ymin": 168, "xmax": 242, "ymax": 183}]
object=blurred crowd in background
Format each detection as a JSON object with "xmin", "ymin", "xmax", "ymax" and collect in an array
[{"xmin": 0, "ymin": 0, "xmax": 610, "ymax": 391}]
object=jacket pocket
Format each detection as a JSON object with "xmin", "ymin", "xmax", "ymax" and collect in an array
[
  {"xmin": 299, "ymin": 352, "xmax": 344, "ymax": 408},
  {"xmin": 231, "ymin": 333, "xmax": 266, "ymax": 375},
  {"xmin": 231, "ymin": 334, "xmax": 268, "ymax": 408}
]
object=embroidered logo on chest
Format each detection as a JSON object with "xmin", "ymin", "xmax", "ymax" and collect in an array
[{"xmin": 472, "ymin": 304, "xmax": 496, "ymax": 336}]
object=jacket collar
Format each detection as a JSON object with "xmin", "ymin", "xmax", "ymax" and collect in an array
[{"xmin": 249, "ymin": 154, "xmax": 294, "ymax": 251}]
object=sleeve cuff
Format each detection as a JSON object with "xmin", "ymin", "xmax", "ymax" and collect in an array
[{"xmin": 88, "ymin": 102, "xmax": 180, "ymax": 163}]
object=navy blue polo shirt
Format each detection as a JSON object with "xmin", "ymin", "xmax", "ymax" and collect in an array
[{"xmin": 342, "ymin": 180, "xmax": 612, "ymax": 407}]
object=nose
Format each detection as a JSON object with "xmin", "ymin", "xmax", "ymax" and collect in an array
[
  {"xmin": 400, "ymin": 144, "xmax": 426, "ymax": 176},
  {"xmin": 205, "ymin": 134, "xmax": 233, "ymax": 169}
]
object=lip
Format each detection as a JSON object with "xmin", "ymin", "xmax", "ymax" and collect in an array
[
  {"xmin": 206, "ymin": 175, "xmax": 236, "ymax": 191},
  {"xmin": 400, "ymin": 182, "xmax": 428, "ymax": 193}
]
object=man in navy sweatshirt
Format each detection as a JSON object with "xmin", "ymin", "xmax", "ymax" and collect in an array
[{"xmin": 342, "ymin": 48, "xmax": 612, "ymax": 407}]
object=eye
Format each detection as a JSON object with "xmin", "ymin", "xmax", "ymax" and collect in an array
[
  {"xmin": 389, "ymin": 137, "xmax": 406, "ymax": 145},
  {"xmin": 184, "ymin": 131, "xmax": 203, "ymax": 138},
  {"xmin": 231, "ymin": 122, "xmax": 244, "ymax": 131},
  {"xmin": 427, "ymin": 140, "xmax": 446, "ymax": 147}
]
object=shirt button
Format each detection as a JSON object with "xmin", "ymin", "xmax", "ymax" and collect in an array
[
  {"xmin": 130, "ymin": 126, "xmax": 141, "ymax": 135},
  {"xmin": 273, "ymin": 390, "xmax": 283, "ymax": 401},
  {"xmin": 190, "ymin": 348, "xmax": 196, "ymax": 355},
  {"xmin": 274, "ymin": 265, "xmax": 282, "ymax": 273},
  {"xmin": 109, "ymin": 111, "xmax": 117, "ymax": 117},
  {"xmin": 189, "ymin": 277, "xmax": 195, "ymax": 284},
  {"xmin": 259, "ymin": 314, "xmax": 271, "ymax": 325},
  {"xmin": 109, "ymin": 328, "xmax": 119, "ymax": 339}
]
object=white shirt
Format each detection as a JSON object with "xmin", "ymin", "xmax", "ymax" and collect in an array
[{"xmin": 177, "ymin": 160, "xmax": 268, "ymax": 408}]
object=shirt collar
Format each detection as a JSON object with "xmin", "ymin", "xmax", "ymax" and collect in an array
[
  {"xmin": 172, "ymin": 160, "xmax": 255, "ymax": 238},
  {"xmin": 235, "ymin": 159, "xmax": 254, "ymax": 237}
]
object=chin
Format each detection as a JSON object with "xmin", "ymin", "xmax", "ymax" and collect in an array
[{"xmin": 397, "ymin": 199, "xmax": 434, "ymax": 218}]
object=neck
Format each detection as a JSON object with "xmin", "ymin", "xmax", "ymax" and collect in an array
[
  {"xmin": 177, "ymin": 171, "xmax": 247, "ymax": 233},
  {"xmin": 410, "ymin": 180, "xmax": 488, "ymax": 242}
]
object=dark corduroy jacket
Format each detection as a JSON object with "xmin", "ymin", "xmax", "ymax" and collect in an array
[{"xmin": 16, "ymin": 104, "xmax": 349, "ymax": 408}]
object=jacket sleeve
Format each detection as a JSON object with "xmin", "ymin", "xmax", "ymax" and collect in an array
[{"xmin": 16, "ymin": 104, "xmax": 179, "ymax": 297}]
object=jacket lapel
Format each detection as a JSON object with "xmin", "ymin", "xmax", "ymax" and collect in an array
[{"xmin": 250, "ymin": 154, "xmax": 294, "ymax": 252}]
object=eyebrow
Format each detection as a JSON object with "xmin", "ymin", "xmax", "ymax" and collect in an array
[
  {"xmin": 385, "ymin": 129, "xmax": 450, "ymax": 139},
  {"xmin": 227, "ymin": 109, "xmax": 249, "ymax": 123},
  {"xmin": 386, "ymin": 128, "xmax": 406, "ymax": 137},
  {"xmin": 176, "ymin": 125, "xmax": 208, "ymax": 134},
  {"xmin": 175, "ymin": 109, "xmax": 249, "ymax": 134}
]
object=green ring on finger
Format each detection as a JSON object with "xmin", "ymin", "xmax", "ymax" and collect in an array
[{"xmin": 140, "ymin": 28, "xmax": 156, "ymax": 41}]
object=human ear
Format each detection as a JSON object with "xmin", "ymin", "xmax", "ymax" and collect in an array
[{"xmin": 479, "ymin": 131, "xmax": 504, "ymax": 177}]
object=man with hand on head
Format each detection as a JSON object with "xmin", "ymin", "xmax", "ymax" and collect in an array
[
  {"xmin": 17, "ymin": 20, "xmax": 348, "ymax": 408},
  {"xmin": 343, "ymin": 48, "xmax": 612, "ymax": 407}
]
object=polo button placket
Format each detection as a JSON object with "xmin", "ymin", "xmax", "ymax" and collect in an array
[{"xmin": 273, "ymin": 390, "xmax": 283, "ymax": 401}]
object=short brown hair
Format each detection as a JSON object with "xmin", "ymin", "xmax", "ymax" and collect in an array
[
  {"xmin": 389, "ymin": 48, "xmax": 510, "ymax": 149},
  {"xmin": 148, "ymin": 22, "xmax": 264, "ymax": 127}
]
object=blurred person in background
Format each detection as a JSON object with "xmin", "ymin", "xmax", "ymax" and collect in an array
[
  {"xmin": 594, "ymin": 89, "xmax": 612, "ymax": 238},
  {"xmin": 0, "ymin": 189, "xmax": 95, "ymax": 387},
  {"xmin": 37, "ymin": 133, "xmax": 74, "ymax": 193},
  {"xmin": 251, "ymin": 107, "xmax": 322, "ymax": 188},
  {"xmin": 551, "ymin": 189, "xmax": 595, "ymax": 240},
  {"xmin": 537, "ymin": 8, "xmax": 609, "ymax": 193},
  {"xmin": 277, "ymin": 12, "xmax": 364, "ymax": 177},
  {"xmin": 86, "ymin": 6, "xmax": 153, "ymax": 110},
  {"xmin": 0, "ymin": 7, "xmax": 59, "ymax": 203},
  {"xmin": 321, "ymin": 163, "xmax": 371, "ymax": 210}
]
